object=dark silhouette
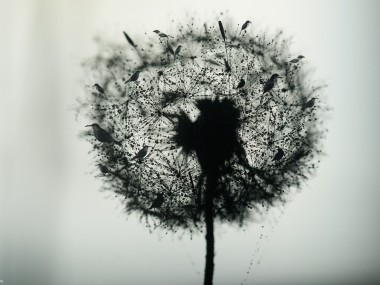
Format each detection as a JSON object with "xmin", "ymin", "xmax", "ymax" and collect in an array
[
  {"xmin": 133, "ymin": 145, "xmax": 149, "ymax": 160},
  {"xmin": 263, "ymin": 74, "xmax": 281, "ymax": 94},
  {"xmin": 240, "ymin": 20, "xmax": 251, "ymax": 34},
  {"xmin": 218, "ymin": 21, "xmax": 226, "ymax": 41},
  {"xmin": 153, "ymin": 30, "xmax": 171, "ymax": 38},
  {"xmin": 93, "ymin": 83, "xmax": 105, "ymax": 94},
  {"xmin": 93, "ymin": 83, "xmax": 107, "ymax": 98},
  {"xmin": 290, "ymin": 58, "xmax": 299, "ymax": 63},
  {"xmin": 124, "ymin": 70, "xmax": 140, "ymax": 84},
  {"xmin": 85, "ymin": 123, "xmax": 121, "ymax": 145},
  {"xmin": 149, "ymin": 193, "xmax": 164, "ymax": 209},
  {"xmin": 97, "ymin": 163, "xmax": 110, "ymax": 174},
  {"xmin": 174, "ymin": 45, "xmax": 182, "ymax": 60},
  {"xmin": 224, "ymin": 58, "xmax": 231, "ymax": 72},
  {"xmin": 236, "ymin": 79, "xmax": 246, "ymax": 89},
  {"xmin": 77, "ymin": 17, "xmax": 325, "ymax": 285},
  {"xmin": 273, "ymin": 148, "xmax": 285, "ymax": 161},
  {"xmin": 167, "ymin": 43, "xmax": 175, "ymax": 55},
  {"xmin": 173, "ymin": 98, "xmax": 241, "ymax": 284},
  {"xmin": 123, "ymin": 31, "xmax": 137, "ymax": 48},
  {"xmin": 303, "ymin": 97, "xmax": 316, "ymax": 109}
]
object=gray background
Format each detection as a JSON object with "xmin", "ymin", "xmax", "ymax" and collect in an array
[{"xmin": 1, "ymin": 0, "xmax": 380, "ymax": 284}]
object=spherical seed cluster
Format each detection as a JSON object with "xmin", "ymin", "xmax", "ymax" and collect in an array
[{"xmin": 77, "ymin": 18, "xmax": 325, "ymax": 233}]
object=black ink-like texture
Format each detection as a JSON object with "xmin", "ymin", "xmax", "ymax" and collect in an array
[{"xmin": 76, "ymin": 17, "xmax": 326, "ymax": 285}]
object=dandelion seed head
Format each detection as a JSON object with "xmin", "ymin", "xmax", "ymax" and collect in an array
[{"xmin": 77, "ymin": 16, "xmax": 327, "ymax": 232}]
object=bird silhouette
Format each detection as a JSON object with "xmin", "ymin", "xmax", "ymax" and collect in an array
[
  {"xmin": 93, "ymin": 83, "xmax": 104, "ymax": 93},
  {"xmin": 236, "ymin": 79, "xmax": 245, "ymax": 89},
  {"xmin": 125, "ymin": 71, "xmax": 140, "ymax": 84},
  {"xmin": 93, "ymin": 84, "xmax": 107, "ymax": 98},
  {"xmin": 273, "ymin": 148, "xmax": 284, "ymax": 161},
  {"xmin": 303, "ymin": 98, "xmax": 316, "ymax": 109},
  {"xmin": 85, "ymin": 123, "xmax": 121, "ymax": 145},
  {"xmin": 97, "ymin": 163, "xmax": 110, "ymax": 174},
  {"xmin": 263, "ymin": 74, "xmax": 281, "ymax": 94},
  {"xmin": 240, "ymin": 20, "xmax": 251, "ymax": 34},
  {"xmin": 174, "ymin": 45, "xmax": 182, "ymax": 60},
  {"xmin": 153, "ymin": 30, "xmax": 171, "ymax": 38},
  {"xmin": 290, "ymin": 55, "xmax": 305, "ymax": 63},
  {"xmin": 133, "ymin": 145, "xmax": 149, "ymax": 160},
  {"xmin": 149, "ymin": 193, "xmax": 164, "ymax": 209}
]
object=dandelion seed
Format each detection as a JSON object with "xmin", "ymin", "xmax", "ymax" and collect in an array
[
  {"xmin": 218, "ymin": 21, "xmax": 226, "ymax": 41},
  {"xmin": 123, "ymin": 31, "xmax": 136, "ymax": 48}
]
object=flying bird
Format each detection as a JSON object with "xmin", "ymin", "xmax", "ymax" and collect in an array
[
  {"xmin": 133, "ymin": 145, "xmax": 149, "ymax": 160},
  {"xmin": 236, "ymin": 79, "xmax": 245, "ymax": 89},
  {"xmin": 303, "ymin": 98, "xmax": 316, "ymax": 109},
  {"xmin": 298, "ymin": 55, "xmax": 305, "ymax": 59},
  {"xmin": 263, "ymin": 74, "xmax": 281, "ymax": 94},
  {"xmin": 240, "ymin": 20, "xmax": 251, "ymax": 34},
  {"xmin": 125, "ymin": 70, "xmax": 140, "ymax": 84},
  {"xmin": 273, "ymin": 148, "xmax": 284, "ymax": 161},
  {"xmin": 85, "ymin": 123, "xmax": 121, "ymax": 145},
  {"xmin": 149, "ymin": 193, "xmax": 164, "ymax": 209}
]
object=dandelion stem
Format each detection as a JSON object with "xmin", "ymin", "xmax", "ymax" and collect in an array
[{"xmin": 204, "ymin": 171, "xmax": 217, "ymax": 285}]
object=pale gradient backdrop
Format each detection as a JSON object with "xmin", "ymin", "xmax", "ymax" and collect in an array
[{"xmin": 1, "ymin": 0, "xmax": 380, "ymax": 284}]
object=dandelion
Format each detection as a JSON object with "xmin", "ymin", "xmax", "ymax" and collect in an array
[{"xmin": 76, "ymin": 16, "xmax": 326, "ymax": 285}]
